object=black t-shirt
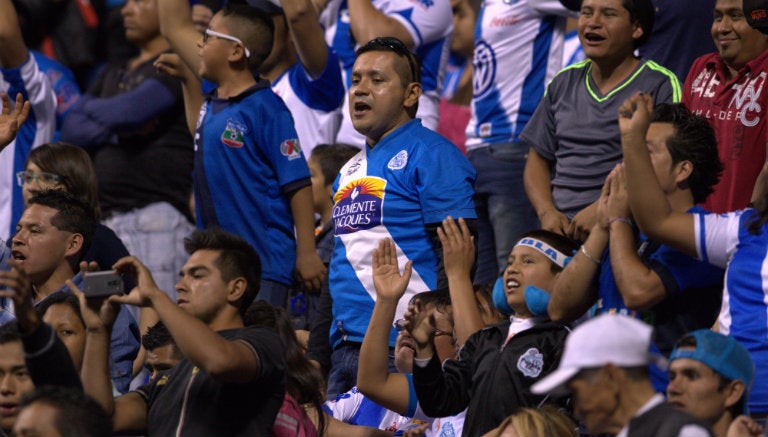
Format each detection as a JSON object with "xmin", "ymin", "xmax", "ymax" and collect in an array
[
  {"xmin": 88, "ymin": 56, "xmax": 194, "ymax": 221},
  {"xmin": 136, "ymin": 326, "xmax": 286, "ymax": 437}
]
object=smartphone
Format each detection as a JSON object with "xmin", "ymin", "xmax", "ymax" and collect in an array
[{"xmin": 82, "ymin": 271, "xmax": 124, "ymax": 298}]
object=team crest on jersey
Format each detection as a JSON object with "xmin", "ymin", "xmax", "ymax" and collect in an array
[
  {"xmin": 517, "ymin": 348, "xmax": 544, "ymax": 378},
  {"xmin": 280, "ymin": 139, "xmax": 302, "ymax": 160},
  {"xmin": 473, "ymin": 40, "xmax": 497, "ymax": 100},
  {"xmin": 387, "ymin": 150, "xmax": 408, "ymax": 170},
  {"xmin": 333, "ymin": 177, "xmax": 386, "ymax": 235},
  {"xmin": 221, "ymin": 119, "xmax": 247, "ymax": 148}
]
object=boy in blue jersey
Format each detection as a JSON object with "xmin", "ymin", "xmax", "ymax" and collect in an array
[
  {"xmin": 327, "ymin": 37, "xmax": 477, "ymax": 398},
  {"xmin": 185, "ymin": 3, "xmax": 325, "ymax": 308}
]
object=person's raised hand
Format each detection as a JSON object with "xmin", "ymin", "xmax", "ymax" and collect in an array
[
  {"xmin": 438, "ymin": 216, "xmax": 475, "ymax": 278},
  {"xmin": 372, "ymin": 238, "xmax": 412, "ymax": 303},
  {"xmin": 0, "ymin": 93, "xmax": 30, "ymax": 151}
]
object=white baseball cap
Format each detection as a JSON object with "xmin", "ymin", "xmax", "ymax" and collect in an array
[{"xmin": 531, "ymin": 314, "xmax": 667, "ymax": 395}]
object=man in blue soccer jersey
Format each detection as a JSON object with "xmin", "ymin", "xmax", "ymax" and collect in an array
[{"xmin": 327, "ymin": 37, "xmax": 477, "ymax": 398}]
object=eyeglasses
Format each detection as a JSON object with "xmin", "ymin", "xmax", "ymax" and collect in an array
[
  {"xmin": 203, "ymin": 28, "xmax": 251, "ymax": 59},
  {"xmin": 16, "ymin": 171, "xmax": 62, "ymax": 187},
  {"xmin": 364, "ymin": 37, "xmax": 420, "ymax": 84}
]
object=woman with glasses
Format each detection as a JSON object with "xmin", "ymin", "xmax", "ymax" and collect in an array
[{"xmin": 15, "ymin": 141, "xmax": 131, "ymax": 281}]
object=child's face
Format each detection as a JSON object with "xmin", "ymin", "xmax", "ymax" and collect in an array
[
  {"xmin": 394, "ymin": 329, "xmax": 416, "ymax": 373},
  {"xmin": 197, "ymin": 13, "xmax": 232, "ymax": 82},
  {"xmin": 502, "ymin": 245, "xmax": 558, "ymax": 317},
  {"xmin": 308, "ymin": 156, "xmax": 331, "ymax": 215}
]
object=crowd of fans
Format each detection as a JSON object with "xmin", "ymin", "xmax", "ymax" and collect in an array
[{"xmin": 0, "ymin": 0, "xmax": 767, "ymax": 435}]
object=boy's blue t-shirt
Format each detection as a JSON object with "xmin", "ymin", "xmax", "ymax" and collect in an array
[{"xmin": 194, "ymin": 80, "xmax": 310, "ymax": 285}]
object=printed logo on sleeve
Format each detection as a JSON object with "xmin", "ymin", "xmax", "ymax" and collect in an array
[
  {"xmin": 517, "ymin": 348, "xmax": 544, "ymax": 378},
  {"xmin": 280, "ymin": 139, "xmax": 302, "ymax": 160},
  {"xmin": 332, "ymin": 177, "xmax": 386, "ymax": 235},
  {"xmin": 221, "ymin": 119, "xmax": 247, "ymax": 148}
]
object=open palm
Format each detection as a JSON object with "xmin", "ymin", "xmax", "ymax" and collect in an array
[{"xmin": 372, "ymin": 238, "xmax": 412, "ymax": 302}]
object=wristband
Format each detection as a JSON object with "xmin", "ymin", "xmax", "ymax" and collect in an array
[
  {"xmin": 580, "ymin": 245, "xmax": 600, "ymax": 265},
  {"xmin": 608, "ymin": 217, "xmax": 633, "ymax": 227}
]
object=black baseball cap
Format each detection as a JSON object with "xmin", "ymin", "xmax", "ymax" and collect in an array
[{"xmin": 744, "ymin": 0, "xmax": 768, "ymax": 35}]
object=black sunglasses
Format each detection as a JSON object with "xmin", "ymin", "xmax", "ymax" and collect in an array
[{"xmin": 364, "ymin": 37, "xmax": 420, "ymax": 83}]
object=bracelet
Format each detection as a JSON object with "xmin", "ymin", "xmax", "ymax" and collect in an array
[
  {"xmin": 580, "ymin": 245, "xmax": 600, "ymax": 265},
  {"xmin": 608, "ymin": 217, "xmax": 633, "ymax": 227}
]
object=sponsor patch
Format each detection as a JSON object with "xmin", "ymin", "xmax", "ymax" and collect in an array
[
  {"xmin": 332, "ymin": 177, "xmax": 386, "ymax": 235},
  {"xmin": 221, "ymin": 118, "xmax": 247, "ymax": 148},
  {"xmin": 517, "ymin": 348, "xmax": 544, "ymax": 378},
  {"xmin": 280, "ymin": 138, "xmax": 302, "ymax": 160},
  {"xmin": 387, "ymin": 150, "xmax": 408, "ymax": 170}
]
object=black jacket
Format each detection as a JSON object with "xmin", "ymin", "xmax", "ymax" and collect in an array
[{"xmin": 413, "ymin": 319, "xmax": 570, "ymax": 437}]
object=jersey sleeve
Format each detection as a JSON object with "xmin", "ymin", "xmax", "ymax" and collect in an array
[
  {"xmin": 1, "ymin": 52, "xmax": 56, "ymax": 132},
  {"xmin": 413, "ymin": 142, "xmax": 477, "ymax": 224},
  {"xmin": 693, "ymin": 211, "xmax": 744, "ymax": 269},
  {"xmin": 646, "ymin": 244, "xmax": 725, "ymax": 296},
  {"xmin": 288, "ymin": 49, "xmax": 345, "ymax": 112},
  {"xmin": 254, "ymin": 94, "xmax": 311, "ymax": 190},
  {"xmin": 647, "ymin": 62, "xmax": 682, "ymax": 104},
  {"xmin": 386, "ymin": 0, "xmax": 452, "ymax": 48}
]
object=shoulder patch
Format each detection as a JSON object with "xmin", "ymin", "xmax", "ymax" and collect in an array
[
  {"xmin": 517, "ymin": 347, "xmax": 544, "ymax": 378},
  {"xmin": 280, "ymin": 139, "xmax": 302, "ymax": 160},
  {"xmin": 387, "ymin": 150, "xmax": 408, "ymax": 170}
]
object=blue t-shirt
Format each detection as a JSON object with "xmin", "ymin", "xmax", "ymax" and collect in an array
[
  {"xmin": 194, "ymin": 80, "xmax": 311, "ymax": 285},
  {"xmin": 329, "ymin": 119, "xmax": 476, "ymax": 348}
]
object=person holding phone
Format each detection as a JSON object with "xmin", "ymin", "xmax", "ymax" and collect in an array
[{"xmin": 7, "ymin": 190, "xmax": 140, "ymax": 394}]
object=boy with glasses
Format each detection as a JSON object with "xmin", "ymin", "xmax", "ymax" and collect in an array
[
  {"xmin": 186, "ymin": 3, "xmax": 325, "ymax": 309},
  {"xmin": 158, "ymin": 0, "xmax": 344, "ymax": 156}
]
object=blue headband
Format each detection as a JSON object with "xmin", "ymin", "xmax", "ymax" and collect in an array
[{"xmin": 514, "ymin": 238, "xmax": 572, "ymax": 268}]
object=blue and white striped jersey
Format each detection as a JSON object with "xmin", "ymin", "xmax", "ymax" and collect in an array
[
  {"xmin": 464, "ymin": 0, "xmax": 572, "ymax": 151},
  {"xmin": 0, "ymin": 53, "xmax": 56, "ymax": 239},
  {"xmin": 694, "ymin": 209, "xmax": 768, "ymax": 414}
]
